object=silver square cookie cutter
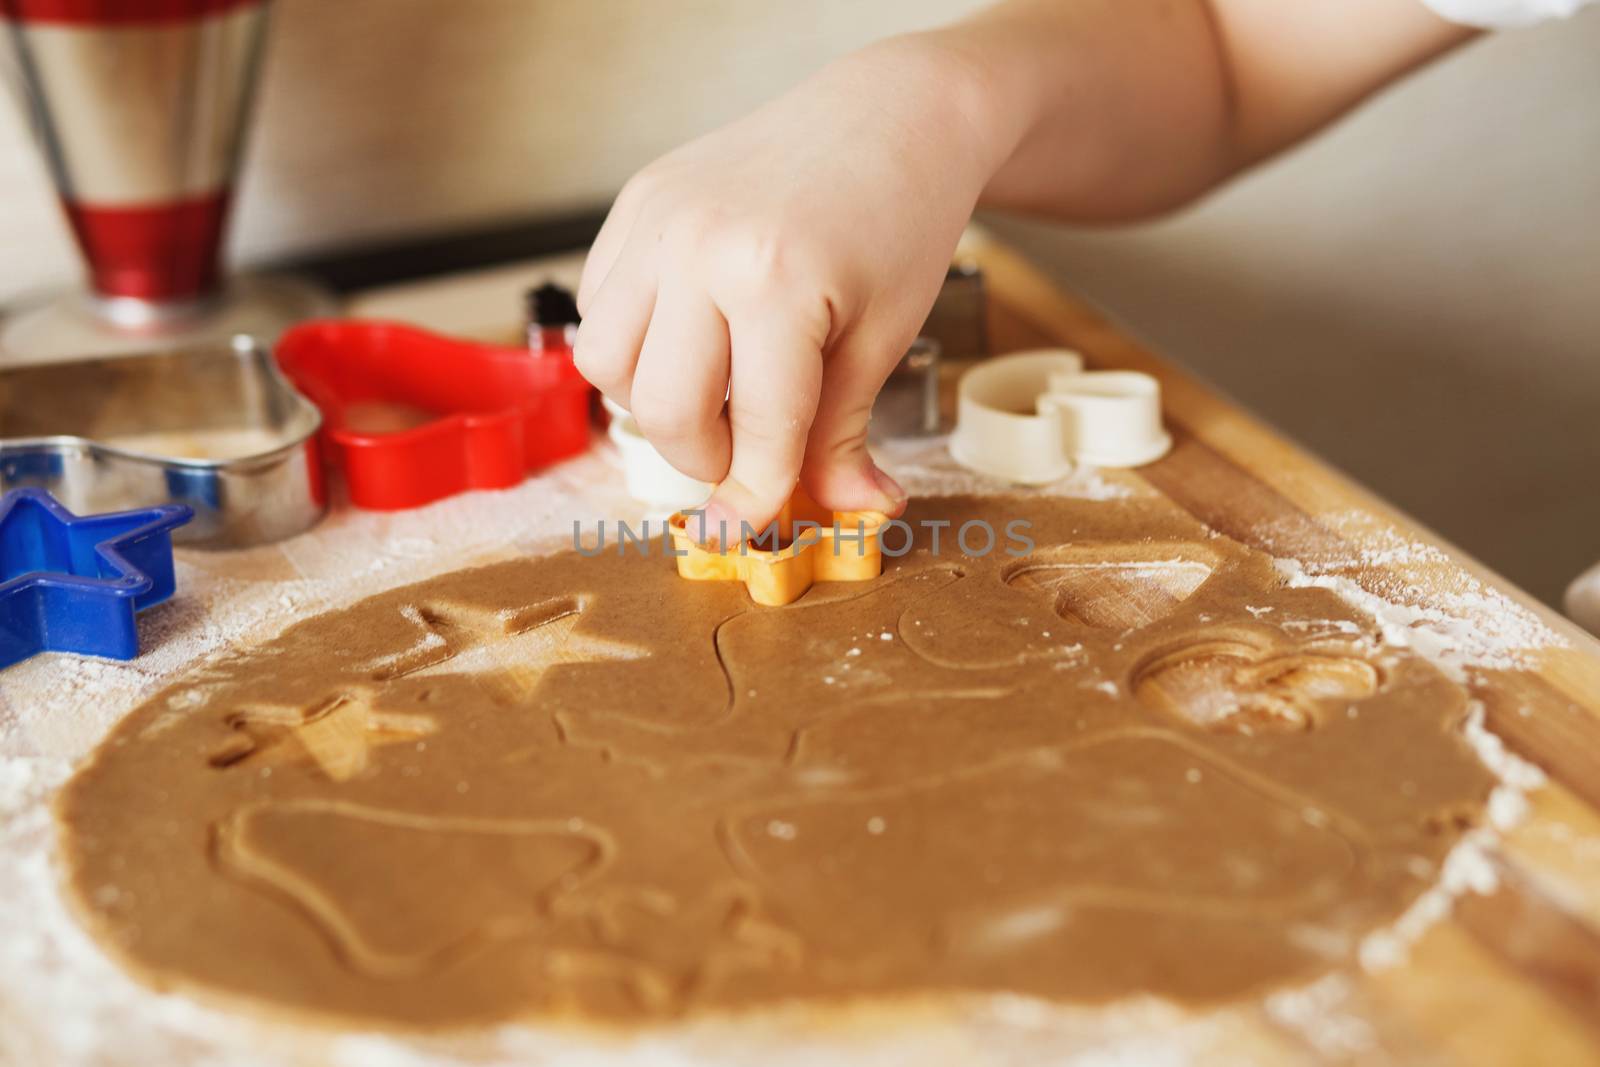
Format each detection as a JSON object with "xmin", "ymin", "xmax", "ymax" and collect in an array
[
  {"xmin": 950, "ymin": 349, "xmax": 1172, "ymax": 483},
  {"xmin": 870, "ymin": 336, "xmax": 942, "ymax": 440},
  {"xmin": 0, "ymin": 336, "xmax": 325, "ymax": 547}
]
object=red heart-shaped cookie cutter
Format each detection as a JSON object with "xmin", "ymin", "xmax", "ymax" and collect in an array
[{"xmin": 275, "ymin": 321, "xmax": 592, "ymax": 510}]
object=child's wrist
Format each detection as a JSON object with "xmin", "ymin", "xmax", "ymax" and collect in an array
[{"xmin": 834, "ymin": 33, "xmax": 1024, "ymax": 199}]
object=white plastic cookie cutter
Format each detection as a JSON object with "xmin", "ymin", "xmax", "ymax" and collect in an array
[
  {"xmin": 603, "ymin": 397, "xmax": 713, "ymax": 512},
  {"xmin": 949, "ymin": 348, "xmax": 1172, "ymax": 483}
]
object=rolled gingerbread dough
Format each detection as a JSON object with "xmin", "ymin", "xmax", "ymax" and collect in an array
[{"xmin": 56, "ymin": 495, "xmax": 1493, "ymax": 1027}]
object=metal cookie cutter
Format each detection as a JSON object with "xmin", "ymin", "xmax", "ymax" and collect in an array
[
  {"xmin": 667, "ymin": 493, "xmax": 887, "ymax": 607},
  {"xmin": 870, "ymin": 337, "xmax": 942, "ymax": 440},
  {"xmin": 0, "ymin": 487, "xmax": 192, "ymax": 668},
  {"xmin": 0, "ymin": 337, "xmax": 325, "ymax": 547},
  {"xmin": 950, "ymin": 349, "xmax": 1171, "ymax": 483},
  {"xmin": 602, "ymin": 397, "xmax": 712, "ymax": 512},
  {"xmin": 275, "ymin": 321, "xmax": 593, "ymax": 511},
  {"xmin": 870, "ymin": 262, "xmax": 986, "ymax": 441},
  {"xmin": 920, "ymin": 261, "xmax": 989, "ymax": 362}
]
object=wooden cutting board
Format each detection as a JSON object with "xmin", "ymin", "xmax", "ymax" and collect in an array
[{"xmin": 2, "ymin": 234, "xmax": 1598, "ymax": 1066}]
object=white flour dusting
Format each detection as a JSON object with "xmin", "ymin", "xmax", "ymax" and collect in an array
[
  {"xmin": 1263, "ymin": 512, "xmax": 1565, "ymax": 979},
  {"xmin": 1266, "ymin": 509, "xmax": 1564, "ymax": 680},
  {"xmin": 362, "ymin": 604, "xmax": 449, "ymax": 676},
  {"xmin": 1264, "ymin": 975, "xmax": 1375, "ymax": 1059},
  {"xmin": 869, "ymin": 435, "xmax": 1142, "ymax": 502},
  {"xmin": 1275, "ymin": 559, "xmax": 1558, "ymax": 681},
  {"xmin": 1358, "ymin": 829, "xmax": 1502, "ymax": 976}
]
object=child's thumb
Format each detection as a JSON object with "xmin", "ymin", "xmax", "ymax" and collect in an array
[{"xmin": 799, "ymin": 355, "xmax": 909, "ymax": 517}]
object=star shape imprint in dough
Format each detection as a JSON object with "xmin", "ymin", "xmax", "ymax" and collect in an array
[
  {"xmin": 214, "ymin": 690, "xmax": 435, "ymax": 782},
  {"xmin": 393, "ymin": 599, "xmax": 644, "ymax": 702}
]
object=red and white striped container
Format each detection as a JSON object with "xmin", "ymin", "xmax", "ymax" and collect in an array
[{"xmin": 2, "ymin": 0, "xmax": 270, "ymax": 305}]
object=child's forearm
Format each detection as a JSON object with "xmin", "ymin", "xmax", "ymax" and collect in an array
[{"xmin": 908, "ymin": 0, "xmax": 1474, "ymax": 221}]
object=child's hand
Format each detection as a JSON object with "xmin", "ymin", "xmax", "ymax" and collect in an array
[
  {"xmin": 575, "ymin": 39, "xmax": 1004, "ymax": 539},
  {"xmin": 575, "ymin": 0, "xmax": 1470, "ymax": 543}
]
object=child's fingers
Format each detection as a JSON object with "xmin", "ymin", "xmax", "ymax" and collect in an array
[
  {"xmin": 572, "ymin": 252, "xmax": 656, "ymax": 407},
  {"xmin": 577, "ymin": 179, "xmax": 651, "ymax": 313},
  {"xmin": 800, "ymin": 340, "xmax": 908, "ymax": 517},
  {"xmin": 628, "ymin": 284, "xmax": 733, "ymax": 483},
  {"xmin": 700, "ymin": 312, "xmax": 824, "ymax": 541}
]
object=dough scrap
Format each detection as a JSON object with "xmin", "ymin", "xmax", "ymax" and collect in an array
[{"xmin": 57, "ymin": 495, "xmax": 1495, "ymax": 1027}]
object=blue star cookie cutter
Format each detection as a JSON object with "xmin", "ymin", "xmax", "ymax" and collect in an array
[{"xmin": 0, "ymin": 488, "xmax": 193, "ymax": 669}]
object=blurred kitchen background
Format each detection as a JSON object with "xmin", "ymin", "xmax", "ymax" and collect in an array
[{"xmin": 0, "ymin": 0, "xmax": 1594, "ymax": 606}]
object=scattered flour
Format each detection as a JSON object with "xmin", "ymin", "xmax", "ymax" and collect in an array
[
  {"xmin": 1268, "ymin": 510, "xmax": 1564, "ymax": 681},
  {"xmin": 1267, "ymin": 513, "xmax": 1564, "ymax": 979},
  {"xmin": 362, "ymin": 604, "xmax": 449, "ymax": 675},
  {"xmin": 1357, "ymin": 829, "xmax": 1502, "ymax": 973},
  {"xmin": 870, "ymin": 435, "xmax": 1142, "ymax": 502},
  {"xmin": 1264, "ymin": 975, "xmax": 1375, "ymax": 1059},
  {"xmin": 1273, "ymin": 558, "xmax": 1560, "ymax": 682}
]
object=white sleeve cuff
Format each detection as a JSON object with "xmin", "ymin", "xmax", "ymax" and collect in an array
[{"xmin": 1419, "ymin": 0, "xmax": 1597, "ymax": 27}]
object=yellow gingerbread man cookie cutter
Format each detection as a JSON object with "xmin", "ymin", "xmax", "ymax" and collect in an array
[{"xmin": 667, "ymin": 492, "xmax": 888, "ymax": 607}]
